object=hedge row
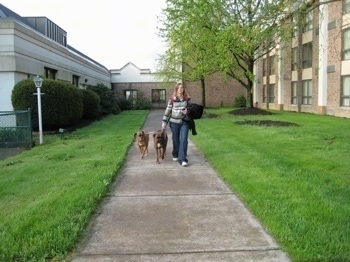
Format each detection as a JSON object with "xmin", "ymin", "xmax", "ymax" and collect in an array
[{"xmin": 11, "ymin": 79, "xmax": 119, "ymax": 130}]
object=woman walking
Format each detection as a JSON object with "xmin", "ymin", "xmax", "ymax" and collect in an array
[{"xmin": 161, "ymin": 83, "xmax": 191, "ymax": 167}]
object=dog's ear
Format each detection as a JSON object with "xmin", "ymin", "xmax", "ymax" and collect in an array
[
  {"xmin": 153, "ymin": 133, "xmax": 156, "ymax": 137},
  {"xmin": 134, "ymin": 133, "xmax": 137, "ymax": 139},
  {"xmin": 141, "ymin": 130, "xmax": 145, "ymax": 135}
]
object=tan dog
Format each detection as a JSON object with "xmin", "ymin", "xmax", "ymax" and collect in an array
[
  {"xmin": 134, "ymin": 130, "xmax": 149, "ymax": 159},
  {"xmin": 153, "ymin": 129, "xmax": 168, "ymax": 164}
]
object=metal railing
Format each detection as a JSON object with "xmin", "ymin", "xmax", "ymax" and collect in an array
[{"xmin": 0, "ymin": 110, "xmax": 32, "ymax": 148}]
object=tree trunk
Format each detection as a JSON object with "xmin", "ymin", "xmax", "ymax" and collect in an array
[
  {"xmin": 247, "ymin": 59, "xmax": 254, "ymax": 108},
  {"xmin": 266, "ymin": 57, "xmax": 270, "ymax": 110},
  {"xmin": 200, "ymin": 77, "xmax": 206, "ymax": 107}
]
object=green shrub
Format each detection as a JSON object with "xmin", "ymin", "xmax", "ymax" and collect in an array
[
  {"xmin": 87, "ymin": 84, "xmax": 120, "ymax": 115},
  {"xmin": 234, "ymin": 94, "xmax": 247, "ymax": 108},
  {"xmin": 134, "ymin": 90, "xmax": 152, "ymax": 110},
  {"xmin": 81, "ymin": 89, "xmax": 100, "ymax": 119},
  {"xmin": 116, "ymin": 97, "xmax": 133, "ymax": 110},
  {"xmin": 12, "ymin": 79, "xmax": 83, "ymax": 130},
  {"xmin": 62, "ymin": 82, "xmax": 83, "ymax": 125},
  {"xmin": 114, "ymin": 99, "xmax": 121, "ymax": 114},
  {"xmin": 11, "ymin": 79, "xmax": 37, "ymax": 114}
]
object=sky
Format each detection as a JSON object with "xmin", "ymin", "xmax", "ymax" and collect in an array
[{"xmin": 1, "ymin": 0, "xmax": 166, "ymax": 71}]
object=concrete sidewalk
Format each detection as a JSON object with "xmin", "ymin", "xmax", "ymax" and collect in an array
[{"xmin": 71, "ymin": 109, "xmax": 290, "ymax": 262}]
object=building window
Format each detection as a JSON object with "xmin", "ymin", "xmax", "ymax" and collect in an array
[
  {"xmin": 302, "ymin": 80, "xmax": 312, "ymax": 105},
  {"xmin": 269, "ymin": 55, "xmax": 276, "ymax": 75},
  {"xmin": 302, "ymin": 42, "xmax": 313, "ymax": 69},
  {"xmin": 291, "ymin": 82, "xmax": 297, "ymax": 104},
  {"xmin": 268, "ymin": 84, "xmax": 275, "ymax": 103},
  {"xmin": 292, "ymin": 16, "xmax": 298, "ymax": 37},
  {"xmin": 343, "ymin": 28, "xmax": 350, "ymax": 60},
  {"xmin": 344, "ymin": 0, "xmax": 350, "ymax": 14},
  {"xmin": 63, "ymin": 35, "xmax": 67, "ymax": 47},
  {"xmin": 125, "ymin": 90, "xmax": 137, "ymax": 108},
  {"xmin": 44, "ymin": 67, "xmax": 57, "ymax": 80},
  {"xmin": 302, "ymin": 11, "xmax": 313, "ymax": 33},
  {"xmin": 152, "ymin": 89, "xmax": 166, "ymax": 103},
  {"xmin": 341, "ymin": 76, "xmax": 350, "ymax": 107},
  {"xmin": 262, "ymin": 58, "xmax": 267, "ymax": 76},
  {"xmin": 262, "ymin": 85, "xmax": 266, "ymax": 103},
  {"xmin": 72, "ymin": 75, "xmax": 79, "ymax": 87},
  {"xmin": 291, "ymin": 47, "xmax": 298, "ymax": 71}
]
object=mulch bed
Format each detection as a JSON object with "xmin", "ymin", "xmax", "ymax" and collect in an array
[
  {"xmin": 229, "ymin": 107, "xmax": 273, "ymax": 116},
  {"xmin": 235, "ymin": 119, "xmax": 299, "ymax": 127},
  {"xmin": 230, "ymin": 107, "xmax": 299, "ymax": 127},
  {"xmin": 201, "ymin": 107, "xmax": 299, "ymax": 127}
]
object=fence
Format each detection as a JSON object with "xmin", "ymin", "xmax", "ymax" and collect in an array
[{"xmin": 0, "ymin": 110, "xmax": 32, "ymax": 148}]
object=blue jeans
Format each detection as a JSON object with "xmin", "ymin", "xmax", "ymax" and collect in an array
[{"xmin": 169, "ymin": 122, "xmax": 189, "ymax": 163}]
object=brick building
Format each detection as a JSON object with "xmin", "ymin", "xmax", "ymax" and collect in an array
[
  {"xmin": 111, "ymin": 62, "xmax": 174, "ymax": 109},
  {"xmin": 111, "ymin": 62, "xmax": 246, "ymax": 109},
  {"xmin": 183, "ymin": 74, "xmax": 246, "ymax": 108},
  {"xmin": 254, "ymin": 0, "xmax": 350, "ymax": 118}
]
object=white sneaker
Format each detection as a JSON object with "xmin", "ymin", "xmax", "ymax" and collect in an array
[
  {"xmin": 173, "ymin": 158, "xmax": 178, "ymax": 161},
  {"xmin": 181, "ymin": 162, "xmax": 188, "ymax": 167}
]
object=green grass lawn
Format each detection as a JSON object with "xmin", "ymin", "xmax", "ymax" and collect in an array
[
  {"xmin": 191, "ymin": 108, "xmax": 350, "ymax": 261},
  {"xmin": 0, "ymin": 110, "xmax": 148, "ymax": 261},
  {"xmin": 0, "ymin": 108, "xmax": 349, "ymax": 261}
]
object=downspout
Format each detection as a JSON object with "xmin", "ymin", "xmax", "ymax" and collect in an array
[
  {"xmin": 318, "ymin": 3, "xmax": 328, "ymax": 115},
  {"xmin": 277, "ymin": 44, "xmax": 284, "ymax": 110}
]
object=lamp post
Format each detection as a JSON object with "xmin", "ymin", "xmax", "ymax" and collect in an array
[{"xmin": 34, "ymin": 76, "xmax": 44, "ymax": 145}]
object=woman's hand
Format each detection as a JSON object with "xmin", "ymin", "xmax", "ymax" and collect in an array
[
  {"xmin": 162, "ymin": 122, "xmax": 167, "ymax": 130},
  {"xmin": 182, "ymin": 108, "xmax": 188, "ymax": 115}
]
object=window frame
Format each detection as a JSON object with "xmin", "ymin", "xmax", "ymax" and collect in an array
[
  {"xmin": 291, "ymin": 16, "xmax": 298, "ymax": 37},
  {"xmin": 124, "ymin": 89, "xmax": 138, "ymax": 108},
  {"xmin": 302, "ymin": 11, "xmax": 313, "ymax": 33},
  {"xmin": 44, "ymin": 67, "xmax": 57, "ymax": 80},
  {"xmin": 291, "ymin": 82, "xmax": 297, "ymax": 105},
  {"xmin": 262, "ymin": 85, "xmax": 267, "ymax": 103},
  {"xmin": 302, "ymin": 80, "xmax": 312, "ymax": 105},
  {"xmin": 72, "ymin": 75, "xmax": 80, "ymax": 87},
  {"xmin": 291, "ymin": 47, "xmax": 298, "ymax": 71},
  {"xmin": 151, "ymin": 89, "xmax": 166, "ymax": 103},
  {"xmin": 344, "ymin": 0, "xmax": 350, "ymax": 14},
  {"xmin": 341, "ymin": 75, "xmax": 350, "ymax": 107},
  {"xmin": 262, "ymin": 58, "xmax": 267, "ymax": 77},
  {"xmin": 268, "ymin": 84, "xmax": 275, "ymax": 103},
  {"xmin": 343, "ymin": 28, "xmax": 350, "ymax": 61},
  {"xmin": 302, "ymin": 42, "xmax": 313, "ymax": 69},
  {"xmin": 268, "ymin": 55, "xmax": 276, "ymax": 75}
]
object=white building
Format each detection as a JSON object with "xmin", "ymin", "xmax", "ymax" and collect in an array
[
  {"xmin": 111, "ymin": 62, "xmax": 175, "ymax": 109},
  {"xmin": 0, "ymin": 4, "xmax": 111, "ymax": 111}
]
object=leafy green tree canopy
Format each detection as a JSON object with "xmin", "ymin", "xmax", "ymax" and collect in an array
[{"xmin": 158, "ymin": 0, "xmax": 334, "ymax": 107}]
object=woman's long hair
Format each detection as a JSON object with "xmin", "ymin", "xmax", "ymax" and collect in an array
[{"xmin": 172, "ymin": 83, "xmax": 190, "ymax": 101}]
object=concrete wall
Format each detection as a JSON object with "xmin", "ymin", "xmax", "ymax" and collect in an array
[{"xmin": 0, "ymin": 18, "xmax": 111, "ymax": 111}]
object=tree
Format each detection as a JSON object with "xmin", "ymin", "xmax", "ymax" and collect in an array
[
  {"xmin": 157, "ymin": 0, "xmax": 220, "ymax": 107},
  {"xmin": 158, "ymin": 0, "xmax": 340, "ymax": 107}
]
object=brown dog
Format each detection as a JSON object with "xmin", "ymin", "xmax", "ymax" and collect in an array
[
  {"xmin": 134, "ymin": 130, "xmax": 149, "ymax": 159},
  {"xmin": 153, "ymin": 129, "xmax": 168, "ymax": 164}
]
